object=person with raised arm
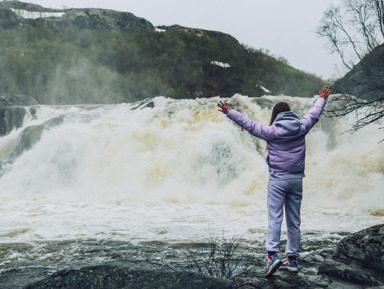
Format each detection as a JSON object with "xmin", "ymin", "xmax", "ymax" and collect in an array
[{"xmin": 218, "ymin": 86, "xmax": 331, "ymax": 277}]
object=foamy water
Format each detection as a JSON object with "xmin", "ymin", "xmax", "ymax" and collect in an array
[{"xmin": 0, "ymin": 95, "xmax": 383, "ymax": 249}]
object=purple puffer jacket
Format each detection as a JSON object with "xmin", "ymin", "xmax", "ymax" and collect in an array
[{"xmin": 227, "ymin": 98, "xmax": 326, "ymax": 175}]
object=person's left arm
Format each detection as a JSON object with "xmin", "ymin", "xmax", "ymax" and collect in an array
[{"xmin": 301, "ymin": 86, "xmax": 331, "ymax": 132}]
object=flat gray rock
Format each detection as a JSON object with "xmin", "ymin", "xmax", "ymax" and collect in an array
[{"xmin": 23, "ymin": 265, "xmax": 232, "ymax": 289}]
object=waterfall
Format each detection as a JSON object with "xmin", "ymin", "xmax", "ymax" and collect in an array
[{"xmin": 0, "ymin": 95, "xmax": 383, "ymax": 243}]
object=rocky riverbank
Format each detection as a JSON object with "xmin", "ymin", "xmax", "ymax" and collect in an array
[
  {"xmin": 23, "ymin": 267, "xmax": 232, "ymax": 289},
  {"xmin": 233, "ymin": 223, "xmax": 384, "ymax": 288},
  {"xmin": 20, "ymin": 223, "xmax": 384, "ymax": 289}
]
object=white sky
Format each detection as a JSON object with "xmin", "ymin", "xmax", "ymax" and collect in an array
[{"xmin": 22, "ymin": 0, "xmax": 344, "ymax": 80}]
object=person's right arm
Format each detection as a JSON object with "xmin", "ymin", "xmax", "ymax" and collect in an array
[{"xmin": 226, "ymin": 110, "xmax": 270, "ymax": 140}]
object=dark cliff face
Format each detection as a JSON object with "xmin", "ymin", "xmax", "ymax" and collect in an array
[
  {"xmin": 334, "ymin": 43, "xmax": 384, "ymax": 100},
  {"xmin": 0, "ymin": 1, "xmax": 155, "ymax": 31}
]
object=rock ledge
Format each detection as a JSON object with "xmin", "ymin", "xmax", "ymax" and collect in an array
[{"xmin": 23, "ymin": 265, "xmax": 232, "ymax": 289}]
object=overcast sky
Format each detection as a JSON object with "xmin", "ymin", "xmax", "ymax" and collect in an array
[{"xmin": 24, "ymin": 0, "xmax": 343, "ymax": 80}]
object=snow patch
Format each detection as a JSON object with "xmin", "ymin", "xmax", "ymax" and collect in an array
[
  {"xmin": 210, "ymin": 61, "xmax": 231, "ymax": 68},
  {"xmin": 257, "ymin": 85, "xmax": 271, "ymax": 93},
  {"xmin": 11, "ymin": 9, "xmax": 65, "ymax": 19},
  {"xmin": 155, "ymin": 28, "xmax": 166, "ymax": 32}
]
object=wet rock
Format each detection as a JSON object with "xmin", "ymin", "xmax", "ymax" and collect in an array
[
  {"xmin": 318, "ymin": 259, "xmax": 382, "ymax": 286},
  {"xmin": 23, "ymin": 265, "xmax": 232, "ymax": 289},
  {"xmin": 0, "ymin": 107, "xmax": 27, "ymax": 136},
  {"xmin": 232, "ymin": 223, "xmax": 384, "ymax": 289},
  {"xmin": 334, "ymin": 223, "xmax": 384, "ymax": 272},
  {"xmin": 130, "ymin": 98, "xmax": 155, "ymax": 110},
  {"xmin": 0, "ymin": 94, "xmax": 39, "ymax": 137},
  {"xmin": 231, "ymin": 258, "xmax": 360, "ymax": 289},
  {"xmin": 11, "ymin": 115, "xmax": 64, "ymax": 158},
  {"xmin": 10, "ymin": 224, "xmax": 384, "ymax": 289},
  {"xmin": 316, "ymin": 223, "xmax": 384, "ymax": 288}
]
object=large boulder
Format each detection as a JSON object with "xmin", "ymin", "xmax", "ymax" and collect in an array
[
  {"xmin": 317, "ymin": 223, "xmax": 384, "ymax": 286},
  {"xmin": 334, "ymin": 223, "xmax": 384, "ymax": 272},
  {"xmin": 318, "ymin": 259, "xmax": 382, "ymax": 287}
]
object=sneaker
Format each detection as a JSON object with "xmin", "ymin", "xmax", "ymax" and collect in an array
[
  {"xmin": 280, "ymin": 258, "xmax": 299, "ymax": 272},
  {"xmin": 264, "ymin": 254, "xmax": 282, "ymax": 277}
]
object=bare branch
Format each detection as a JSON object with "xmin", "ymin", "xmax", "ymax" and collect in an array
[
  {"xmin": 317, "ymin": 0, "xmax": 384, "ymax": 71},
  {"xmin": 317, "ymin": 6, "xmax": 355, "ymax": 70},
  {"xmin": 372, "ymin": 0, "xmax": 384, "ymax": 38}
]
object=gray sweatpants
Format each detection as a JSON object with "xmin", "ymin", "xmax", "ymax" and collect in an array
[{"xmin": 266, "ymin": 178, "xmax": 303, "ymax": 257}]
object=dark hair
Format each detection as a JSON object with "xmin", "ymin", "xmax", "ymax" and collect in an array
[{"xmin": 269, "ymin": 102, "xmax": 291, "ymax": 126}]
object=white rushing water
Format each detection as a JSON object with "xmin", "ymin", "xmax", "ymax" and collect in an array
[{"xmin": 0, "ymin": 95, "xmax": 383, "ymax": 248}]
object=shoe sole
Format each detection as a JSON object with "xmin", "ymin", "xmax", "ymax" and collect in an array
[
  {"xmin": 265, "ymin": 259, "xmax": 282, "ymax": 277},
  {"xmin": 280, "ymin": 266, "xmax": 299, "ymax": 272}
]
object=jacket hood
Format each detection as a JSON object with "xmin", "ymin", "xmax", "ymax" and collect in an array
[{"xmin": 273, "ymin": 111, "xmax": 301, "ymax": 133}]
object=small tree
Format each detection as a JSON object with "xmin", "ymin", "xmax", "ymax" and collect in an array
[
  {"xmin": 160, "ymin": 230, "xmax": 249, "ymax": 280},
  {"xmin": 326, "ymin": 47, "xmax": 384, "ymax": 140},
  {"xmin": 325, "ymin": 92, "xmax": 384, "ymax": 137},
  {"xmin": 182, "ymin": 231, "xmax": 245, "ymax": 279}
]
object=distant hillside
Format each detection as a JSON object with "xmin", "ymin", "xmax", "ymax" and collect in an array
[{"xmin": 0, "ymin": 1, "xmax": 324, "ymax": 104}]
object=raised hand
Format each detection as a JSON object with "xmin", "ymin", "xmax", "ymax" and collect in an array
[
  {"xmin": 319, "ymin": 86, "xmax": 331, "ymax": 100},
  {"xmin": 217, "ymin": 101, "xmax": 230, "ymax": 114}
]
